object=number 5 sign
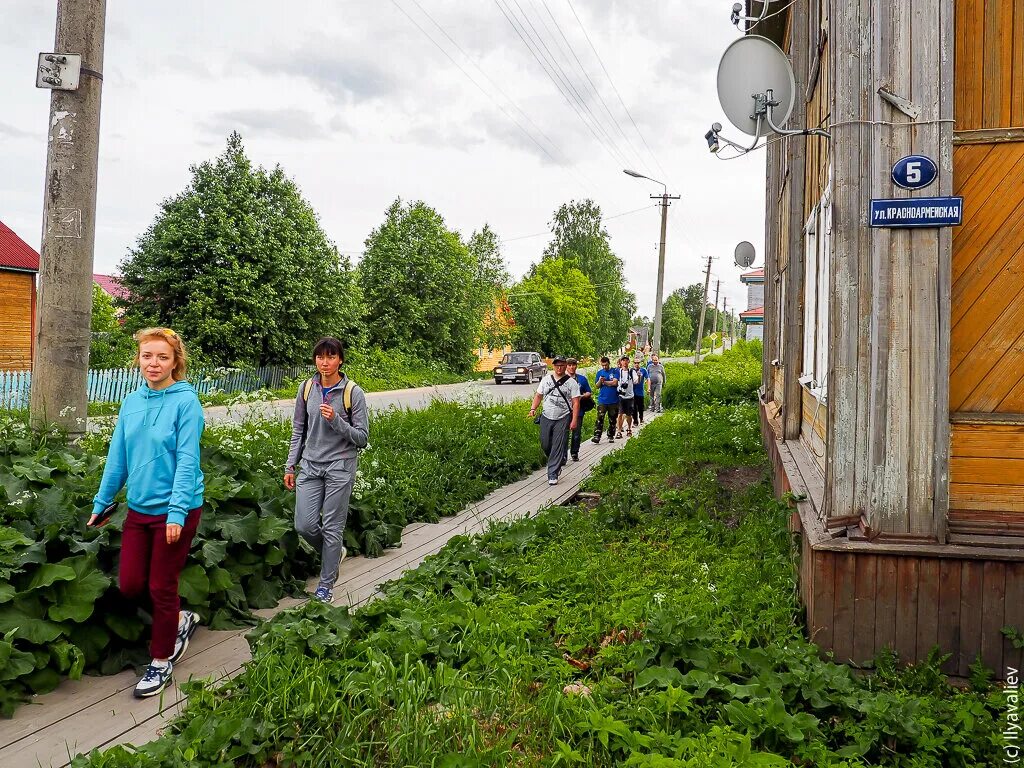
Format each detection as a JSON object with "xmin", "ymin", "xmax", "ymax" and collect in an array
[{"xmin": 891, "ymin": 155, "xmax": 938, "ymax": 190}]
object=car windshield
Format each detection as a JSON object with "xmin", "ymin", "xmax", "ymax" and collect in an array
[{"xmin": 502, "ymin": 353, "xmax": 532, "ymax": 364}]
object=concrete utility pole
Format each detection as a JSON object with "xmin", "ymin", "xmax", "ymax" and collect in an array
[
  {"xmin": 31, "ymin": 0, "xmax": 107, "ymax": 434},
  {"xmin": 623, "ymin": 169, "xmax": 679, "ymax": 354},
  {"xmin": 711, "ymin": 279, "xmax": 721, "ymax": 351},
  {"xmin": 694, "ymin": 256, "xmax": 713, "ymax": 363}
]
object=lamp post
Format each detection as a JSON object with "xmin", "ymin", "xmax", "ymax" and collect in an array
[{"xmin": 624, "ymin": 169, "xmax": 679, "ymax": 355}]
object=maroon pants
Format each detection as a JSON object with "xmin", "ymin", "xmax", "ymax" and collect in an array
[{"xmin": 119, "ymin": 508, "xmax": 201, "ymax": 659}]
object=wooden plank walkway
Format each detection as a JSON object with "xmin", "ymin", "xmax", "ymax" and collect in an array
[{"xmin": 0, "ymin": 416, "xmax": 658, "ymax": 768}]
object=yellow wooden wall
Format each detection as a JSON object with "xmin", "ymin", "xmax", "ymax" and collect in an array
[
  {"xmin": 948, "ymin": 0, "xmax": 1024, "ymax": 536},
  {"xmin": 0, "ymin": 271, "xmax": 34, "ymax": 370}
]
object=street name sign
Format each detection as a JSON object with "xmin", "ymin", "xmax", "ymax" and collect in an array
[{"xmin": 869, "ymin": 196, "xmax": 963, "ymax": 228}]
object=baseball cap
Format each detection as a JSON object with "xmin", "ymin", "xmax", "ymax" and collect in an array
[{"xmin": 552, "ymin": 355, "xmax": 567, "ymax": 364}]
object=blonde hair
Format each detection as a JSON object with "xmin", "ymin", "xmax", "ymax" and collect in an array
[{"xmin": 134, "ymin": 327, "xmax": 188, "ymax": 381}]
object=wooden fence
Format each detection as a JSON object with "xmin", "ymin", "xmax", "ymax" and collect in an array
[{"xmin": 0, "ymin": 366, "xmax": 313, "ymax": 410}]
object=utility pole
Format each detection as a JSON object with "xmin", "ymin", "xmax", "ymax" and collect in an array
[
  {"xmin": 694, "ymin": 256, "xmax": 713, "ymax": 363},
  {"xmin": 651, "ymin": 190, "xmax": 681, "ymax": 354},
  {"xmin": 623, "ymin": 169, "xmax": 678, "ymax": 355},
  {"xmin": 711, "ymin": 279, "xmax": 721, "ymax": 352},
  {"xmin": 722, "ymin": 296, "xmax": 729, "ymax": 348},
  {"xmin": 30, "ymin": 0, "xmax": 107, "ymax": 434}
]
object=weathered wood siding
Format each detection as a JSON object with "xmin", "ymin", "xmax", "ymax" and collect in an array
[
  {"xmin": 800, "ymin": 385, "xmax": 827, "ymax": 478},
  {"xmin": 0, "ymin": 271, "xmax": 34, "ymax": 370},
  {"xmin": 954, "ymin": 0, "xmax": 1024, "ymax": 131}
]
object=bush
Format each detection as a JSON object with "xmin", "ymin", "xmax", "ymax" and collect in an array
[
  {"xmin": 662, "ymin": 341, "xmax": 762, "ymax": 408},
  {"xmin": 0, "ymin": 399, "xmax": 542, "ymax": 716}
]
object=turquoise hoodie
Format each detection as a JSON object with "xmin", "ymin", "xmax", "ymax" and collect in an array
[{"xmin": 92, "ymin": 380, "xmax": 205, "ymax": 527}]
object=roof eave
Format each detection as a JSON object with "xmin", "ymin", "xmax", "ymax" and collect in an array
[{"xmin": 744, "ymin": 1, "xmax": 788, "ymax": 47}]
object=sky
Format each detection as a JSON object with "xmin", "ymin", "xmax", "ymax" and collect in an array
[{"xmin": 1, "ymin": 0, "xmax": 766, "ymax": 322}]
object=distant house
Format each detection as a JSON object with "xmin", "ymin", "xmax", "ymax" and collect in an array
[
  {"xmin": 474, "ymin": 295, "xmax": 516, "ymax": 372},
  {"xmin": 0, "ymin": 221, "xmax": 39, "ymax": 370},
  {"xmin": 739, "ymin": 267, "xmax": 764, "ymax": 341},
  {"xmin": 93, "ymin": 273, "xmax": 131, "ymax": 304}
]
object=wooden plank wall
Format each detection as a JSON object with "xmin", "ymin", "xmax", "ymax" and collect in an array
[
  {"xmin": 800, "ymin": 386, "xmax": 827, "ymax": 478},
  {"xmin": 954, "ymin": 0, "xmax": 1024, "ymax": 131},
  {"xmin": 0, "ymin": 271, "xmax": 34, "ymax": 370},
  {"xmin": 806, "ymin": 546, "xmax": 1024, "ymax": 679},
  {"xmin": 948, "ymin": 1, "xmax": 1024, "ymax": 538},
  {"xmin": 826, "ymin": 0, "xmax": 952, "ymax": 539}
]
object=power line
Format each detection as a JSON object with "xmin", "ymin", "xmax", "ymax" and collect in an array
[
  {"xmin": 500, "ymin": 203, "xmax": 656, "ymax": 243},
  {"xmin": 564, "ymin": 0, "xmax": 673, "ymax": 184},
  {"xmin": 493, "ymin": 0, "xmax": 630, "ymax": 170},
  {"xmin": 390, "ymin": 0, "xmax": 593, "ymax": 192},
  {"xmin": 536, "ymin": 0, "xmax": 651, "ymax": 173}
]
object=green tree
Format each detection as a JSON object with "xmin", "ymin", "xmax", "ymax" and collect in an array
[
  {"xmin": 360, "ymin": 199, "xmax": 477, "ymax": 372},
  {"xmin": 89, "ymin": 284, "xmax": 133, "ymax": 369},
  {"xmin": 543, "ymin": 200, "xmax": 636, "ymax": 354},
  {"xmin": 118, "ymin": 133, "xmax": 361, "ymax": 367},
  {"xmin": 468, "ymin": 224, "xmax": 513, "ymax": 350},
  {"xmin": 659, "ymin": 294, "xmax": 694, "ymax": 354},
  {"xmin": 673, "ymin": 284, "xmax": 708, "ymax": 346},
  {"xmin": 509, "ymin": 258, "xmax": 597, "ymax": 357}
]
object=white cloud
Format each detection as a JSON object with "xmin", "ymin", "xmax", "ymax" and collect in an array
[{"xmin": 1, "ymin": 0, "xmax": 764, "ymax": 320}]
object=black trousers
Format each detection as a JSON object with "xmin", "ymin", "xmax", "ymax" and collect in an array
[
  {"xmin": 593, "ymin": 403, "xmax": 618, "ymax": 439},
  {"xmin": 563, "ymin": 420, "xmax": 583, "ymax": 462},
  {"xmin": 633, "ymin": 394, "xmax": 645, "ymax": 424}
]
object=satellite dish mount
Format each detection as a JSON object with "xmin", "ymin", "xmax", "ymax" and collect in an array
[{"xmin": 707, "ymin": 35, "xmax": 830, "ymax": 157}]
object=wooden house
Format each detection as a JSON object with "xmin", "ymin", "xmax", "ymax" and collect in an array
[
  {"xmin": 739, "ymin": 267, "xmax": 765, "ymax": 341},
  {"xmin": 0, "ymin": 221, "xmax": 39, "ymax": 370},
  {"xmin": 750, "ymin": 0, "xmax": 1023, "ymax": 679}
]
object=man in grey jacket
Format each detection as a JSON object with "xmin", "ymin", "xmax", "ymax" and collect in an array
[
  {"xmin": 283, "ymin": 337, "xmax": 369, "ymax": 602},
  {"xmin": 647, "ymin": 354, "xmax": 667, "ymax": 413}
]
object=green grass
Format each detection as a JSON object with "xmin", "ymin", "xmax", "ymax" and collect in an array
[{"xmin": 70, "ymin": 347, "xmax": 1004, "ymax": 767}]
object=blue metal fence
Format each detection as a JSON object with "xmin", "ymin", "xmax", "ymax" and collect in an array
[{"xmin": 0, "ymin": 365, "xmax": 313, "ymax": 410}]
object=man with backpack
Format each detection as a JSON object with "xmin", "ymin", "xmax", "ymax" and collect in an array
[
  {"xmin": 562, "ymin": 357, "xmax": 593, "ymax": 464},
  {"xmin": 529, "ymin": 356, "xmax": 580, "ymax": 486},
  {"xmin": 283, "ymin": 337, "xmax": 369, "ymax": 603}
]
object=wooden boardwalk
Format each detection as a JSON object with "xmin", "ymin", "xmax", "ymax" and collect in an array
[{"xmin": 0, "ymin": 416, "xmax": 657, "ymax": 768}]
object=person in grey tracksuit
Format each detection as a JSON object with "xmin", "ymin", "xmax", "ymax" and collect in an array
[
  {"xmin": 647, "ymin": 354, "xmax": 667, "ymax": 413},
  {"xmin": 283, "ymin": 337, "xmax": 369, "ymax": 602}
]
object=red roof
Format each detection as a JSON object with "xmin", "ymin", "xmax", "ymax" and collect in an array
[
  {"xmin": 93, "ymin": 273, "xmax": 131, "ymax": 301},
  {"xmin": 0, "ymin": 221, "xmax": 40, "ymax": 272},
  {"xmin": 740, "ymin": 306, "xmax": 764, "ymax": 319},
  {"xmin": 740, "ymin": 267, "xmax": 764, "ymax": 283}
]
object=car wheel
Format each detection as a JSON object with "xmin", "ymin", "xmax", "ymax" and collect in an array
[
  {"xmin": 527, "ymin": 370, "xmax": 534, "ymax": 385},
  {"xmin": 494, "ymin": 378, "xmax": 501, "ymax": 385}
]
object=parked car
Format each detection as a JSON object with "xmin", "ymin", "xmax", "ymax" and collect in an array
[{"xmin": 493, "ymin": 352, "xmax": 547, "ymax": 384}]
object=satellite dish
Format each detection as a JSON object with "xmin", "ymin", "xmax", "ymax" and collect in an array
[
  {"xmin": 716, "ymin": 35, "xmax": 796, "ymax": 137},
  {"xmin": 734, "ymin": 241, "xmax": 756, "ymax": 268}
]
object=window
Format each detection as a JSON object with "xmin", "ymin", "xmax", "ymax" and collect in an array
[
  {"xmin": 802, "ymin": 206, "xmax": 819, "ymax": 380},
  {"xmin": 800, "ymin": 181, "xmax": 832, "ymax": 396}
]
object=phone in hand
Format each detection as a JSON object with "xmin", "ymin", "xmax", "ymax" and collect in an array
[{"xmin": 89, "ymin": 501, "xmax": 118, "ymax": 527}]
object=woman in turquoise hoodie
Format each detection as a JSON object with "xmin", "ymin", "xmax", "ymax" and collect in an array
[{"xmin": 91, "ymin": 328, "xmax": 205, "ymax": 699}]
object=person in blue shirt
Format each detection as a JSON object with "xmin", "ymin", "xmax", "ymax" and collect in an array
[
  {"xmin": 591, "ymin": 356, "xmax": 620, "ymax": 443},
  {"xmin": 631, "ymin": 355, "xmax": 649, "ymax": 426},
  {"xmin": 90, "ymin": 328, "xmax": 205, "ymax": 700},
  {"xmin": 562, "ymin": 357, "xmax": 593, "ymax": 463}
]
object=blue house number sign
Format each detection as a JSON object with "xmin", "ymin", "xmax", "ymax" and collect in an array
[{"xmin": 891, "ymin": 155, "xmax": 938, "ymax": 190}]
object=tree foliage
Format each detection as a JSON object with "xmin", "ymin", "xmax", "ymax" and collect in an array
[
  {"xmin": 118, "ymin": 133, "xmax": 361, "ymax": 368},
  {"xmin": 88, "ymin": 284, "xmax": 133, "ymax": 369},
  {"xmin": 543, "ymin": 200, "xmax": 635, "ymax": 354},
  {"xmin": 509, "ymin": 258, "xmax": 597, "ymax": 357},
  {"xmin": 468, "ymin": 225, "xmax": 514, "ymax": 350},
  {"xmin": 659, "ymin": 293, "xmax": 694, "ymax": 354},
  {"xmin": 360, "ymin": 199, "xmax": 479, "ymax": 372}
]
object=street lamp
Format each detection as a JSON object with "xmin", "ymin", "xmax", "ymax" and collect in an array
[{"xmin": 624, "ymin": 169, "xmax": 679, "ymax": 355}]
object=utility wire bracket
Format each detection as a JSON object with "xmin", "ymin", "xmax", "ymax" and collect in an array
[
  {"xmin": 36, "ymin": 52, "xmax": 81, "ymax": 90},
  {"xmin": 877, "ymin": 85, "xmax": 921, "ymax": 120}
]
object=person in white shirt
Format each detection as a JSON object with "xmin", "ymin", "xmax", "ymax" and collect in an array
[{"xmin": 529, "ymin": 356, "xmax": 580, "ymax": 486}]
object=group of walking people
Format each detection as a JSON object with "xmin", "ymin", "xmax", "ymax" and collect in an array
[
  {"xmin": 530, "ymin": 352, "xmax": 667, "ymax": 486},
  {"xmin": 91, "ymin": 330, "xmax": 368, "ymax": 699},
  {"xmin": 87, "ymin": 326, "xmax": 665, "ymax": 702}
]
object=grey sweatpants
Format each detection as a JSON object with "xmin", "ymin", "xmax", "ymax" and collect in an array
[
  {"xmin": 539, "ymin": 415, "xmax": 570, "ymax": 481},
  {"xmin": 650, "ymin": 381, "xmax": 664, "ymax": 412},
  {"xmin": 294, "ymin": 457, "xmax": 356, "ymax": 591}
]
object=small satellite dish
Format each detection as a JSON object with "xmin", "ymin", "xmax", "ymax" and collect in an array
[
  {"xmin": 734, "ymin": 241, "xmax": 756, "ymax": 268},
  {"xmin": 717, "ymin": 35, "xmax": 796, "ymax": 137}
]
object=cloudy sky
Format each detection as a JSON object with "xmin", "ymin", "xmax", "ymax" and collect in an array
[{"xmin": 1, "ymin": 0, "xmax": 766, "ymax": 321}]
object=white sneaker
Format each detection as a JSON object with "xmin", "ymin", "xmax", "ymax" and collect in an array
[
  {"xmin": 169, "ymin": 610, "xmax": 199, "ymax": 664},
  {"xmin": 548, "ymin": 478, "xmax": 558, "ymax": 486},
  {"xmin": 133, "ymin": 661, "xmax": 173, "ymax": 698}
]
